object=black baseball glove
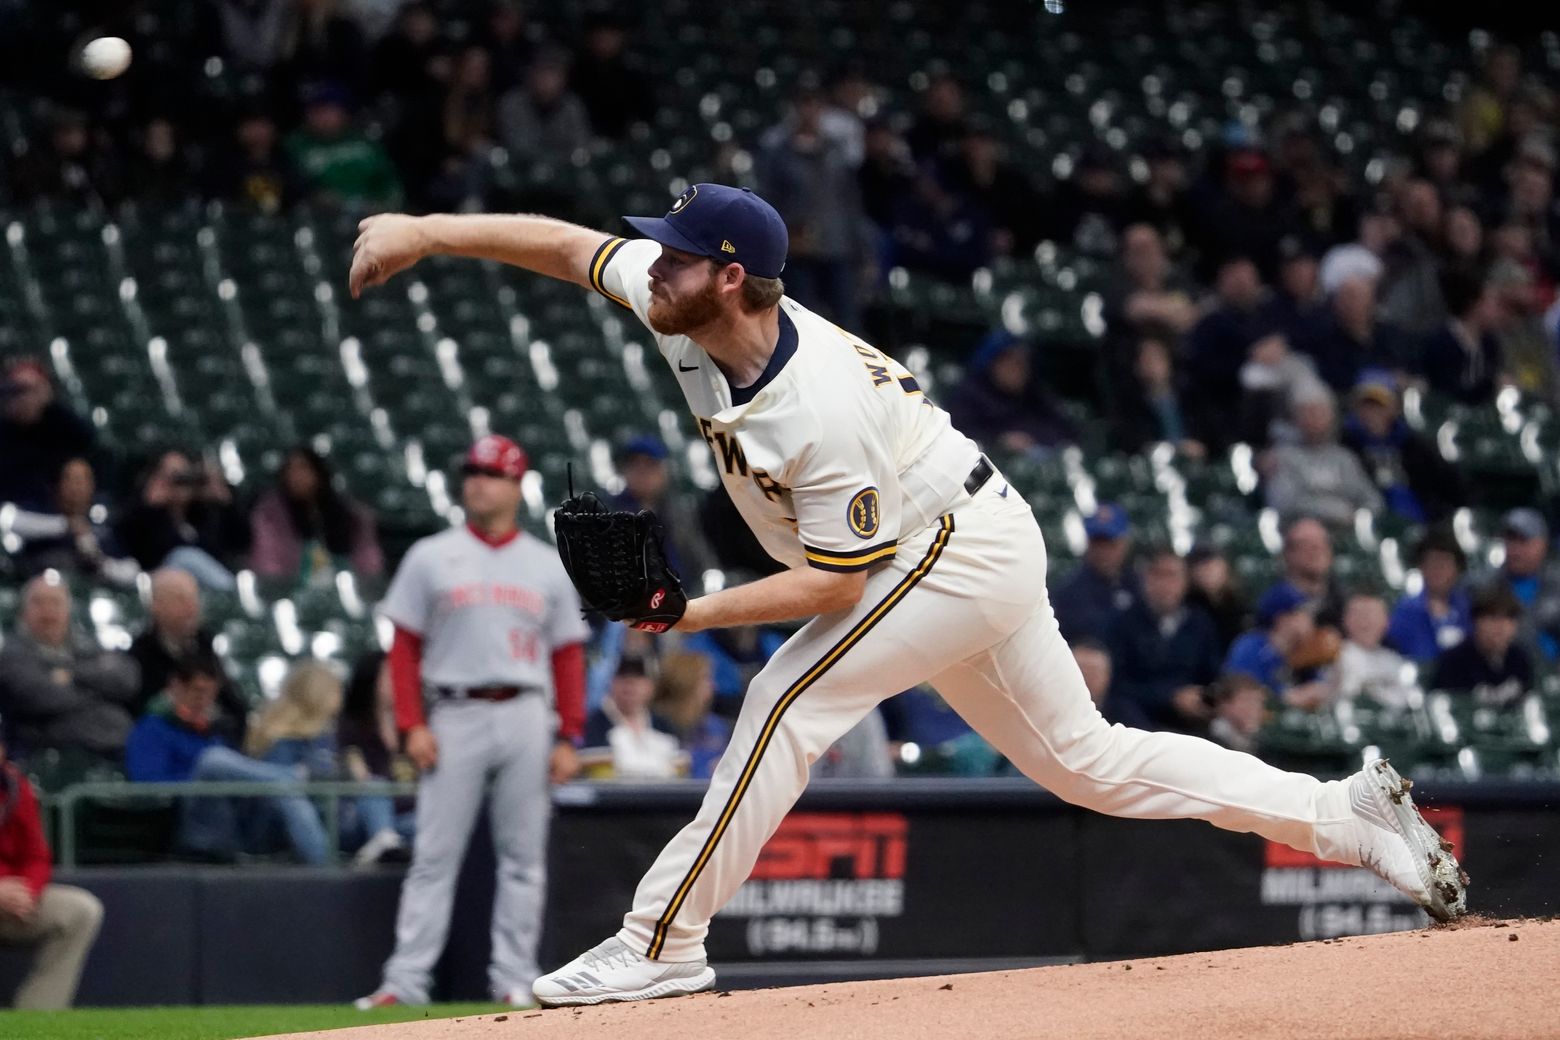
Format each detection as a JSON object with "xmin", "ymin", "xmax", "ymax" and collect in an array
[{"xmin": 553, "ymin": 490, "xmax": 688, "ymax": 633}]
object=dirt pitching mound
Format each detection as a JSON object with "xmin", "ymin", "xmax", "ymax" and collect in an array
[{"xmin": 268, "ymin": 917, "xmax": 1557, "ymax": 1040}]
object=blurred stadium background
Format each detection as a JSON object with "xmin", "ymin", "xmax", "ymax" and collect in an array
[{"xmin": 0, "ymin": 0, "xmax": 1557, "ymax": 1022}]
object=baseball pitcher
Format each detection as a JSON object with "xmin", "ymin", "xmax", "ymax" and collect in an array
[{"xmin": 349, "ymin": 183, "xmax": 1467, "ymax": 1008}]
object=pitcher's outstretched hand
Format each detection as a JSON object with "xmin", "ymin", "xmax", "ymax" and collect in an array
[{"xmin": 350, "ymin": 214, "xmax": 429, "ymax": 298}]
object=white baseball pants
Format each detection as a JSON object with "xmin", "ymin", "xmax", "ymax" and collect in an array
[{"xmin": 618, "ymin": 473, "xmax": 1358, "ymax": 962}]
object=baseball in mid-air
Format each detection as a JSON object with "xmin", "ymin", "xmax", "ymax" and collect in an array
[{"xmin": 81, "ymin": 36, "xmax": 132, "ymax": 80}]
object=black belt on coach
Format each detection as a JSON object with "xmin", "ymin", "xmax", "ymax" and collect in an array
[
  {"xmin": 964, "ymin": 455, "xmax": 994, "ymax": 496},
  {"xmin": 434, "ymin": 684, "xmax": 535, "ymax": 702}
]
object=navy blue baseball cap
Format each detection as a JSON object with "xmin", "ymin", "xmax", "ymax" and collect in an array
[
  {"xmin": 1257, "ymin": 582, "xmax": 1312, "ymax": 627},
  {"xmin": 622, "ymin": 183, "xmax": 788, "ymax": 279},
  {"xmin": 1083, "ymin": 502, "xmax": 1131, "ymax": 541}
]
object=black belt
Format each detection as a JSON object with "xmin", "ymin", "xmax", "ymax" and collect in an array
[
  {"xmin": 434, "ymin": 684, "xmax": 533, "ymax": 702},
  {"xmin": 964, "ymin": 455, "xmax": 994, "ymax": 496}
]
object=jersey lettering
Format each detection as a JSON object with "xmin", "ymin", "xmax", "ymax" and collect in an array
[
  {"xmin": 866, "ymin": 363, "xmax": 891, "ymax": 387},
  {"xmin": 700, "ymin": 417, "xmax": 751, "ymax": 478},
  {"xmin": 751, "ymin": 468, "xmax": 786, "ymax": 503}
]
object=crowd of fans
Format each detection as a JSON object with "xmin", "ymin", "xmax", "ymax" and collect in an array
[{"xmin": 0, "ymin": 2, "xmax": 1558, "ymax": 864}]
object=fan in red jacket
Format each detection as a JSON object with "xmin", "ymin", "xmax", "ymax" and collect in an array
[{"xmin": 0, "ymin": 733, "xmax": 104, "ymax": 1008}]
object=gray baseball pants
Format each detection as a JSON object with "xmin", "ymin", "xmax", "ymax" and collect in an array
[{"xmin": 381, "ymin": 694, "xmax": 553, "ymax": 1002}]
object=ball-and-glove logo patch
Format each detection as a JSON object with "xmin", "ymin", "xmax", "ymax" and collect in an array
[
  {"xmin": 847, "ymin": 487, "xmax": 882, "ymax": 539},
  {"xmin": 670, "ymin": 185, "xmax": 698, "ymax": 213}
]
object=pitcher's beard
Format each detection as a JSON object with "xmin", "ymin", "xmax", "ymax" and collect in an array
[{"xmin": 647, "ymin": 281, "xmax": 724, "ymax": 336}]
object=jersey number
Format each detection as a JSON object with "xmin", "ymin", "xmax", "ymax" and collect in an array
[
  {"xmin": 838, "ymin": 326, "xmax": 924, "ymax": 397},
  {"xmin": 508, "ymin": 629, "xmax": 540, "ymax": 663}
]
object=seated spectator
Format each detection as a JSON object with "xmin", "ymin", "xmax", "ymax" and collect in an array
[
  {"xmin": 497, "ymin": 47, "xmax": 592, "ymax": 161},
  {"xmin": 128, "ymin": 569, "xmax": 248, "ymax": 741},
  {"xmin": 940, "ymin": 121, "xmax": 1043, "ymax": 259},
  {"xmin": 1377, "ymin": 179, "xmax": 1448, "ymax": 336},
  {"xmin": 582, "ymin": 657, "xmax": 681, "ymax": 779},
  {"xmin": 1206, "ymin": 672, "xmax": 1270, "ymax": 754},
  {"xmin": 1480, "ymin": 508, "xmax": 1560, "ymax": 663},
  {"xmin": 1277, "ymin": 516, "xmax": 1346, "ymax": 627},
  {"xmin": 1224, "ymin": 583, "xmax": 1330, "ymax": 709},
  {"xmin": 1052, "ymin": 504, "xmax": 1141, "ymax": 644},
  {"xmin": 1186, "ymin": 544, "xmax": 1251, "ymax": 653},
  {"xmin": 1387, "ymin": 528, "xmax": 1473, "ymax": 663},
  {"xmin": 679, "ymin": 624, "xmax": 787, "ymax": 711},
  {"xmin": 608, "ymin": 436, "xmax": 710, "ymax": 579},
  {"xmin": 1102, "ymin": 224, "xmax": 1199, "ymax": 350},
  {"xmin": 202, "ymin": 109, "xmax": 299, "ymax": 213},
  {"xmin": 11, "ymin": 458, "xmax": 138, "ymax": 587},
  {"xmin": 0, "ymin": 575, "xmax": 139, "ymax": 762},
  {"xmin": 1433, "ymin": 586, "xmax": 1532, "ymax": 706},
  {"xmin": 1237, "ymin": 331, "xmax": 1322, "ymax": 447},
  {"xmin": 125, "ymin": 654, "xmax": 328, "ymax": 865},
  {"xmin": 286, "ymin": 85, "xmax": 403, "ymax": 209},
  {"xmin": 426, "ymin": 45, "xmax": 500, "ymax": 210},
  {"xmin": 1124, "ymin": 137, "xmax": 1195, "ymax": 254},
  {"xmin": 251, "ymin": 661, "xmax": 403, "ymax": 866},
  {"xmin": 0, "ymin": 728, "xmax": 103, "ymax": 1009},
  {"xmin": 1105, "ymin": 547, "xmax": 1223, "ymax": 733},
  {"xmin": 1265, "ymin": 380, "xmax": 1384, "ymax": 528},
  {"xmin": 1184, "ymin": 256, "xmax": 1277, "ymax": 435},
  {"xmin": 757, "ymin": 81, "xmax": 867, "ymax": 328},
  {"xmin": 9, "ymin": 108, "xmax": 121, "ymax": 206},
  {"xmin": 0, "ymin": 359, "xmax": 95, "ymax": 512},
  {"xmin": 1040, "ymin": 144, "xmax": 1127, "ymax": 255},
  {"xmin": 116, "ymin": 450, "xmax": 248, "ymax": 592},
  {"xmin": 1340, "ymin": 371, "xmax": 1467, "ymax": 523},
  {"xmin": 1328, "ymin": 591, "xmax": 1419, "ymax": 710},
  {"xmin": 1422, "ymin": 267, "xmax": 1505, "ymax": 404},
  {"xmin": 571, "ymin": 11, "xmax": 654, "ymax": 139},
  {"xmin": 944, "ymin": 332, "xmax": 1076, "ymax": 459},
  {"xmin": 125, "ymin": 117, "xmax": 196, "ymax": 206},
  {"xmin": 1108, "ymin": 334, "xmax": 1207, "ymax": 458},
  {"xmin": 650, "ymin": 652, "xmax": 730, "ymax": 781},
  {"xmin": 1303, "ymin": 272, "xmax": 1412, "ymax": 392},
  {"xmin": 905, "ymin": 72, "xmax": 966, "ymax": 164},
  {"xmin": 249, "ymin": 447, "xmax": 382, "ymax": 587}
]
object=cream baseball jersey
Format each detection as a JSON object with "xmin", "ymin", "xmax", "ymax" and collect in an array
[
  {"xmin": 588, "ymin": 237, "xmax": 982, "ymax": 573},
  {"xmin": 379, "ymin": 526, "xmax": 589, "ymax": 687}
]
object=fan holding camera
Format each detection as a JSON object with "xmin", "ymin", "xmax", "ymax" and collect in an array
[{"xmin": 116, "ymin": 450, "xmax": 249, "ymax": 593}]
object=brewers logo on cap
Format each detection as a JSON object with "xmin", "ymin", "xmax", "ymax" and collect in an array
[
  {"xmin": 669, "ymin": 185, "xmax": 697, "ymax": 213},
  {"xmin": 847, "ymin": 487, "xmax": 881, "ymax": 539}
]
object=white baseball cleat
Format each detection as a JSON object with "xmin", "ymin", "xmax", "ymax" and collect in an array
[
  {"xmin": 1333, "ymin": 759, "xmax": 1469, "ymax": 922},
  {"xmin": 532, "ymin": 937, "xmax": 716, "ymax": 1007}
]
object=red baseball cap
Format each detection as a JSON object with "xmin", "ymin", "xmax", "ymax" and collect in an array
[{"xmin": 462, "ymin": 435, "xmax": 528, "ymax": 480}]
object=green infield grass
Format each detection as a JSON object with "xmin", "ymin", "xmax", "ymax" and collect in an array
[{"xmin": 0, "ymin": 1002, "xmax": 511, "ymax": 1040}]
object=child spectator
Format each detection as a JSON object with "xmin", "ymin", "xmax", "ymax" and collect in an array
[
  {"xmin": 125, "ymin": 654, "xmax": 328, "ymax": 865},
  {"xmin": 1341, "ymin": 371, "xmax": 1467, "ymax": 523},
  {"xmin": 251, "ymin": 660, "xmax": 403, "ymax": 865},
  {"xmin": 248, "ymin": 446, "xmax": 383, "ymax": 587},
  {"xmin": 1207, "ymin": 673, "xmax": 1270, "ymax": 754},
  {"xmin": 1329, "ymin": 591, "xmax": 1419, "ymax": 710},
  {"xmin": 0, "ymin": 727, "xmax": 103, "ymax": 1008},
  {"xmin": 1387, "ymin": 528, "xmax": 1472, "ymax": 663},
  {"xmin": 650, "ymin": 652, "xmax": 729, "ymax": 781},
  {"xmin": 1433, "ymin": 586, "xmax": 1533, "ymax": 706},
  {"xmin": 1223, "ymin": 583, "xmax": 1331, "ymax": 709},
  {"xmin": 1073, "ymin": 638, "xmax": 1149, "ymax": 729}
]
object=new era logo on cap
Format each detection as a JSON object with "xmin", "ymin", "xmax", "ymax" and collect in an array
[{"xmin": 622, "ymin": 183, "xmax": 789, "ymax": 279}]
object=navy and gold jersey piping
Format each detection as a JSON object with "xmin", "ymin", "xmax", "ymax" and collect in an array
[
  {"xmin": 645, "ymin": 515, "xmax": 955, "ymax": 959},
  {"xmin": 802, "ymin": 540, "xmax": 899, "ymax": 573},
  {"xmin": 589, "ymin": 237, "xmax": 632, "ymax": 309}
]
